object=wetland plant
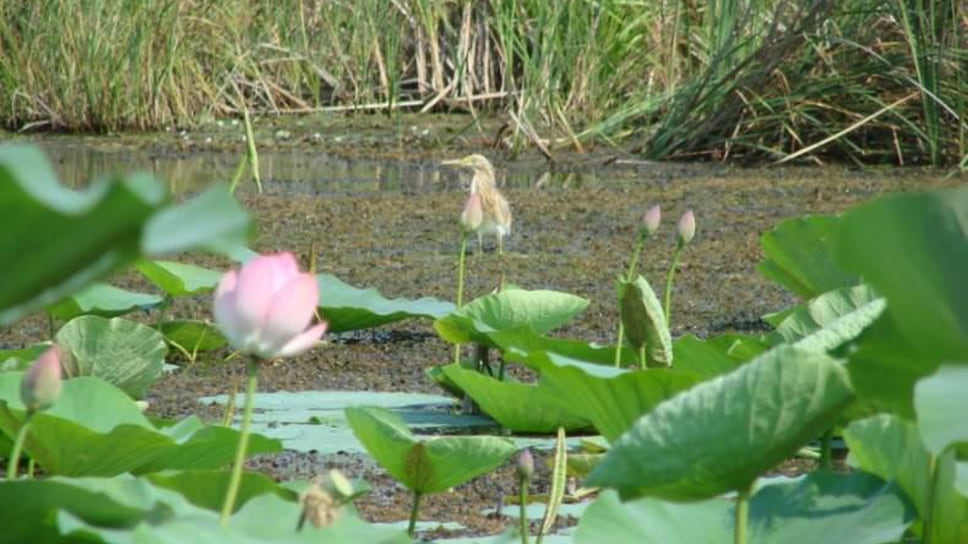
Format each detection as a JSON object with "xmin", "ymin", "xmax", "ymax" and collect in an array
[
  {"xmin": 212, "ymin": 252, "xmax": 328, "ymax": 524},
  {"xmin": 345, "ymin": 406, "xmax": 516, "ymax": 537},
  {"xmin": 7, "ymin": 346, "xmax": 62, "ymax": 480},
  {"xmin": 664, "ymin": 209, "xmax": 695, "ymax": 324},
  {"xmin": 614, "ymin": 204, "xmax": 661, "ymax": 366},
  {"xmin": 516, "ymin": 448, "xmax": 534, "ymax": 544}
]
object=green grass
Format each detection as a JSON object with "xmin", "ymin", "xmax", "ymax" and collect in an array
[{"xmin": 0, "ymin": 0, "xmax": 964, "ymax": 165}]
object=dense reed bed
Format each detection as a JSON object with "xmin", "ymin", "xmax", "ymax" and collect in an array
[{"xmin": 0, "ymin": 0, "xmax": 964, "ymax": 164}]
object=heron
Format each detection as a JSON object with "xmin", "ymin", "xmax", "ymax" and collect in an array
[{"xmin": 441, "ymin": 154, "xmax": 512, "ymax": 255}]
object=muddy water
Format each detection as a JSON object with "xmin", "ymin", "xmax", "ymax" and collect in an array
[{"xmin": 8, "ymin": 122, "xmax": 964, "ymax": 538}]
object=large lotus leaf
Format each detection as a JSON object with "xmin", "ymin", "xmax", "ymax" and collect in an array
[
  {"xmin": 619, "ymin": 275, "xmax": 672, "ymax": 367},
  {"xmin": 757, "ymin": 213, "xmax": 858, "ymax": 298},
  {"xmin": 137, "ymin": 260, "xmax": 223, "ymax": 297},
  {"xmin": 487, "ymin": 327, "xmax": 632, "ymax": 366},
  {"xmin": 317, "ymin": 273, "xmax": 454, "ymax": 332},
  {"xmin": 766, "ymin": 284, "xmax": 884, "ymax": 350},
  {"xmin": 159, "ymin": 319, "xmax": 228, "ymax": 352},
  {"xmin": 55, "ymin": 315, "xmax": 168, "ymax": 398},
  {"xmin": 914, "ymin": 364, "xmax": 968, "ymax": 456},
  {"xmin": 140, "ymin": 181, "xmax": 252, "ymax": 256},
  {"xmin": 435, "ymin": 289, "xmax": 588, "ymax": 346},
  {"xmin": 46, "ymin": 478, "xmax": 409, "ymax": 544},
  {"xmin": 345, "ymin": 406, "xmax": 515, "ymax": 494},
  {"xmin": 671, "ymin": 334, "xmax": 758, "ymax": 378},
  {"xmin": 846, "ymin": 316, "xmax": 927, "ymax": 417},
  {"xmin": 137, "ymin": 415, "xmax": 281, "ymax": 474},
  {"xmin": 586, "ymin": 345, "xmax": 854, "ymax": 500},
  {"xmin": 517, "ymin": 351, "xmax": 702, "ymax": 442},
  {"xmin": 0, "ymin": 475, "xmax": 203, "ymax": 543},
  {"xmin": 0, "ymin": 144, "xmax": 250, "ymax": 326},
  {"xmin": 0, "ymin": 374, "xmax": 279, "ymax": 476},
  {"xmin": 844, "ymin": 414, "xmax": 968, "ymax": 542},
  {"xmin": 575, "ymin": 472, "xmax": 912, "ymax": 544},
  {"xmin": 47, "ymin": 282, "xmax": 164, "ymax": 320},
  {"xmin": 439, "ymin": 364, "xmax": 590, "ymax": 433},
  {"xmin": 146, "ymin": 470, "xmax": 297, "ymax": 513},
  {"xmin": 837, "ymin": 187, "xmax": 968, "ymax": 363}
]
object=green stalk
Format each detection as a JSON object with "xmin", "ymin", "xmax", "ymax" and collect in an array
[
  {"xmin": 7, "ymin": 410, "xmax": 35, "ymax": 480},
  {"xmin": 241, "ymin": 101, "xmax": 262, "ymax": 194},
  {"xmin": 26, "ymin": 457, "xmax": 35, "ymax": 479},
  {"xmin": 819, "ymin": 429, "xmax": 833, "ymax": 470},
  {"xmin": 614, "ymin": 235, "xmax": 647, "ymax": 366},
  {"xmin": 228, "ymin": 153, "xmax": 247, "ymax": 195},
  {"xmin": 734, "ymin": 484, "xmax": 751, "ymax": 544},
  {"xmin": 219, "ymin": 357, "xmax": 259, "ymax": 525},
  {"xmin": 407, "ymin": 490, "xmax": 423, "ymax": 537},
  {"xmin": 454, "ymin": 233, "xmax": 468, "ymax": 366},
  {"xmin": 664, "ymin": 242, "xmax": 684, "ymax": 324},
  {"xmin": 923, "ymin": 453, "xmax": 940, "ymax": 544},
  {"xmin": 519, "ymin": 478, "xmax": 530, "ymax": 544}
]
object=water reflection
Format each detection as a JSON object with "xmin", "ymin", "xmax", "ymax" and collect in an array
[{"xmin": 35, "ymin": 140, "xmax": 601, "ymax": 196}]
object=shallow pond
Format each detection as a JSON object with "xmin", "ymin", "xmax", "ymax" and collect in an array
[{"xmin": 5, "ymin": 118, "xmax": 963, "ymax": 539}]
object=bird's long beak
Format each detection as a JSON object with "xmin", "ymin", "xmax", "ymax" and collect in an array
[{"xmin": 440, "ymin": 158, "xmax": 464, "ymax": 166}]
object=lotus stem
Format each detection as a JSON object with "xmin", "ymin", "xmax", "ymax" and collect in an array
[
  {"xmin": 221, "ymin": 383, "xmax": 238, "ymax": 427},
  {"xmin": 923, "ymin": 453, "xmax": 940, "ymax": 544},
  {"xmin": 454, "ymin": 234, "xmax": 468, "ymax": 366},
  {"xmin": 26, "ymin": 457, "xmax": 35, "ymax": 479},
  {"xmin": 6, "ymin": 410, "xmax": 34, "ymax": 480},
  {"xmin": 46, "ymin": 313, "xmax": 55, "ymax": 339},
  {"xmin": 407, "ymin": 490, "xmax": 423, "ymax": 537},
  {"xmin": 819, "ymin": 429, "xmax": 833, "ymax": 470},
  {"xmin": 220, "ymin": 357, "xmax": 259, "ymax": 525},
  {"xmin": 734, "ymin": 484, "xmax": 751, "ymax": 544},
  {"xmin": 664, "ymin": 242, "xmax": 684, "ymax": 324},
  {"xmin": 519, "ymin": 480, "xmax": 530, "ymax": 544},
  {"xmin": 614, "ymin": 235, "xmax": 647, "ymax": 367}
]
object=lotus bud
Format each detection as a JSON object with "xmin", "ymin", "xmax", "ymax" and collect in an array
[
  {"xmin": 677, "ymin": 209, "xmax": 696, "ymax": 246},
  {"xmin": 21, "ymin": 346, "xmax": 62, "ymax": 412},
  {"xmin": 641, "ymin": 204, "xmax": 661, "ymax": 238},
  {"xmin": 460, "ymin": 193, "xmax": 484, "ymax": 233},
  {"xmin": 299, "ymin": 479, "xmax": 342, "ymax": 530},
  {"xmin": 516, "ymin": 448, "xmax": 534, "ymax": 482},
  {"xmin": 213, "ymin": 252, "xmax": 328, "ymax": 359}
]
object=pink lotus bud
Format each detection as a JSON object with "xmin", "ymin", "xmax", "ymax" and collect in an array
[
  {"xmin": 516, "ymin": 448, "xmax": 534, "ymax": 481},
  {"xmin": 677, "ymin": 209, "xmax": 696, "ymax": 245},
  {"xmin": 460, "ymin": 193, "xmax": 483, "ymax": 233},
  {"xmin": 21, "ymin": 346, "xmax": 62, "ymax": 411},
  {"xmin": 213, "ymin": 253, "xmax": 328, "ymax": 359},
  {"xmin": 641, "ymin": 204, "xmax": 661, "ymax": 237}
]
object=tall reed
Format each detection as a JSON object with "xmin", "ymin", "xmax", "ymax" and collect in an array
[{"xmin": 0, "ymin": 0, "xmax": 963, "ymax": 165}]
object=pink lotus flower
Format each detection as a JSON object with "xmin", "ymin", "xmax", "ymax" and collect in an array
[
  {"xmin": 21, "ymin": 346, "xmax": 62, "ymax": 411},
  {"xmin": 460, "ymin": 193, "xmax": 484, "ymax": 233},
  {"xmin": 214, "ymin": 253, "xmax": 327, "ymax": 359}
]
